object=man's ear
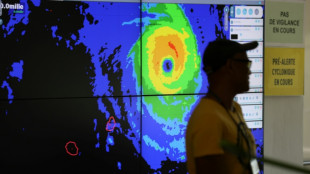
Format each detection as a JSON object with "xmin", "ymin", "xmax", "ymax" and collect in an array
[{"xmin": 224, "ymin": 59, "xmax": 234, "ymax": 73}]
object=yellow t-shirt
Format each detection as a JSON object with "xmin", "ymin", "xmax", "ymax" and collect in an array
[{"xmin": 186, "ymin": 98, "xmax": 256, "ymax": 174}]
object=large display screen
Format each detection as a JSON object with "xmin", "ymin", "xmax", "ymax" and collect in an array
[{"xmin": 0, "ymin": 0, "xmax": 264, "ymax": 173}]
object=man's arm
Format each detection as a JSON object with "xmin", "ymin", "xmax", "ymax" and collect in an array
[{"xmin": 195, "ymin": 155, "xmax": 228, "ymax": 174}]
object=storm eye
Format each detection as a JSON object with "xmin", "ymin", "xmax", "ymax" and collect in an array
[{"xmin": 163, "ymin": 59, "xmax": 173, "ymax": 73}]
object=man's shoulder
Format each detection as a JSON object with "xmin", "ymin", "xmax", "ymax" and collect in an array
[
  {"xmin": 190, "ymin": 98, "xmax": 225, "ymax": 122},
  {"xmin": 194, "ymin": 98, "xmax": 223, "ymax": 113}
]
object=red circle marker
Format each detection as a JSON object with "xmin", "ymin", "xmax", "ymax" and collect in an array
[
  {"xmin": 65, "ymin": 141, "xmax": 79, "ymax": 156},
  {"xmin": 106, "ymin": 116, "xmax": 116, "ymax": 132}
]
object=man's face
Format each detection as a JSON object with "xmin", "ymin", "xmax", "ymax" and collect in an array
[{"xmin": 230, "ymin": 51, "xmax": 252, "ymax": 93}]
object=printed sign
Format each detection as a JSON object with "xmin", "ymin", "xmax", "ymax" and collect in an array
[
  {"xmin": 265, "ymin": 1, "xmax": 304, "ymax": 44},
  {"xmin": 265, "ymin": 47, "xmax": 304, "ymax": 96}
]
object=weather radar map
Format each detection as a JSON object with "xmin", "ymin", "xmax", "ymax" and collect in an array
[{"xmin": 0, "ymin": 0, "xmax": 264, "ymax": 173}]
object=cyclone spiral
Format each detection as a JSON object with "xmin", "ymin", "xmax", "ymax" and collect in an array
[{"xmin": 129, "ymin": 3, "xmax": 202, "ymax": 97}]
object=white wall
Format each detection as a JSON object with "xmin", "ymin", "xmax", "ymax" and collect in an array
[
  {"xmin": 264, "ymin": 0, "xmax": 309, "ymax": 173},
  {"xmin": 303, "ymin": 0, "xmax": 310, "ymax": 163},
  {"xmin": 264, "ymin": 97, "xmax": 303, "ymax": 173}
]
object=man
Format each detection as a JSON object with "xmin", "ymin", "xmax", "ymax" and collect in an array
[{"xmin": 186, "ymin": 39, "xmax": 259, "ymax": 174}]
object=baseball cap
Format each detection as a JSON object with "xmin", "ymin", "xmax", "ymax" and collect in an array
[{"xmin": 202, "ymin": 39, "xmax": 258, "ymax": 75}]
